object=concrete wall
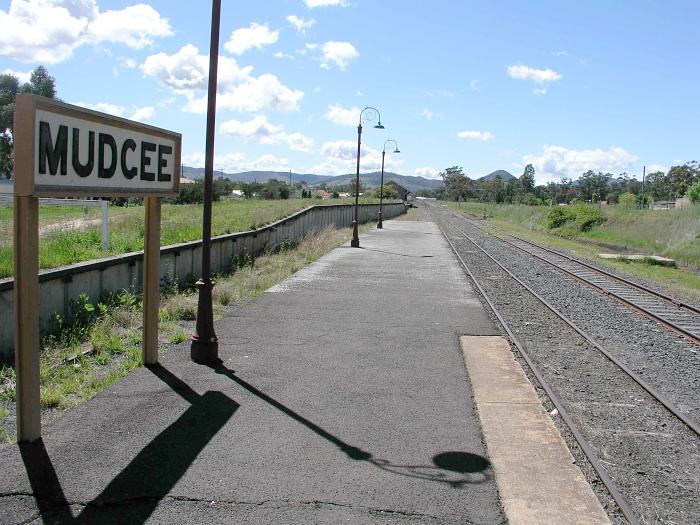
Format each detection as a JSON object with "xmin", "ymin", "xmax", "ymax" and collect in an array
[{"xmin": 0, "ymin": 202, "xmax": 405, "ymax": 359}]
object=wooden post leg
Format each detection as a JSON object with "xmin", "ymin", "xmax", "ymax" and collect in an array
[
  {"xmin": 142, "ymin": 197, "xmax": 161, "ymax": 365},
  {"xmin": 14, "ymin": 195, "xmax": 40, "ymax": 442}
]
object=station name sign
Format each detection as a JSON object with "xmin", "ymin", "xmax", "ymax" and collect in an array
[{"xmin": 14, "ymin": 95, "xmax": 181, "ymax": 197}]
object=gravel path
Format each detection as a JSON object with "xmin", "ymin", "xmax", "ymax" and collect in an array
[{"xmin": 424, "ymin": 202, "xmax": 700, "ymax": 525}]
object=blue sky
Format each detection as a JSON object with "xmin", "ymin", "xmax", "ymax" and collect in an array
[{"xmin": 1, "ymin": 0, "xmax": 698, "ymax": 184}]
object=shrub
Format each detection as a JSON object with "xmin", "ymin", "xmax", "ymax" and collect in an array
[
  {"xmin": 546, "ymin": 207, "xmax": 576, "ymax": 229},
  {"xmin": 545, "ymin": 204, "xmax": 605, "ymax": 232},
  {"xmin": 619, "ymin": 192, "xmax": 637, "ymax": 209},
  {"xmin": 688, "ymin": 181, "xmax": 700, "ymax": 203},
  {"xmin": 572, "ymin": 204, "xmax": 606, "ymax": 231}
]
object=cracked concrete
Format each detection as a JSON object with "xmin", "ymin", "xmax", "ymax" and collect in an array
[{"xmin": 0, "ymin": 221, "xmax": 502, "ymax": 524}]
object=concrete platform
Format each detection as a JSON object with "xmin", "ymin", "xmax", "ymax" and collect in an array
[{"xmin": 0, "ymin": 221, "xmax": 505, "ymax": 524}]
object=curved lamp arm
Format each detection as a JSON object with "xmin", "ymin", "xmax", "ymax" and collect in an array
[
  {"xmin": 359, "ymin": 106, "xmax": 384, "ymax": 129},
  {"xmin": 383, "ymin": 139, "xmax": 400, "ymax": 154}
]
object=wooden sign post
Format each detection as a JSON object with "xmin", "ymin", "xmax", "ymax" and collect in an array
[{"xmin": 13, "ymin": 95, "xmax": 181, "ymax": 442}]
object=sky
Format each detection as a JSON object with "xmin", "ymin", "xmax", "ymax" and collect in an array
[{"xmin": 1, "ymin": 0, "xmax": 699, "ymax": 185}]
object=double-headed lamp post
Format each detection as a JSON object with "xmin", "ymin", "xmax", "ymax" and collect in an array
[
  {"xmin": 378, "ymin": 139, "xmax": 400, "ymax": 229},
  {"xmin": 351, "ymin": 106, "xmax": 384, "ymax": 248}
]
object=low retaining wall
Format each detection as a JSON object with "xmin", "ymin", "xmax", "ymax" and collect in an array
[{"xmin": 0, "ymin": 202, "xmax": 405, "ymax": 359}]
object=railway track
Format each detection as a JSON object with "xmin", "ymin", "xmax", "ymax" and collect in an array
[
  {"xmin": 423, "ymin": 202, "xmax": 700, "ymax": 525},
  {"xmin": 447, "ymin": 208, "xmax": 700, "ymax": 344}
]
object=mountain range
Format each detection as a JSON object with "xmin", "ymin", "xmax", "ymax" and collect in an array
[{"xmin": 181, "ymin": 167, "xmax": 517, "ymax": 191}]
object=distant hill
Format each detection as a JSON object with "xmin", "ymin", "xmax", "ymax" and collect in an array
[
  {"xmin": 478, "ymin": 170, "xmax": 516, "ymax": 182},
  {"xmin": 181, "ymin": 167, "xmax": 443, "ymax": 192}
]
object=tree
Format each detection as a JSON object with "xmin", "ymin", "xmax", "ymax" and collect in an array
[
  {"xmin": 440, "ymin": 166, "xmax": 474, "ymax": 201},
  {"xmin": 0, "ymin": 66, "xmax": 57, "ymax": 179},
  {"xmin": 20, "ymin": 66, "xmax": 56, "ymax": 99},
  {"xmin": 687, "ymin": 181, "xmax": 700, "ymax": 203},
  {"xmin": 373, "ymin": 185, "xmax": 399, "ymax": 199},
  {"xmin": 666, "ymin": 162, "xmax": 699, "ymax": 198},
  {"xmin": 619, "ymin": 192, "xmax": 637, "ymax": 210},
  {"xmin": 520, "ymin": 164, "xmax": 535, "ymax": 193}
]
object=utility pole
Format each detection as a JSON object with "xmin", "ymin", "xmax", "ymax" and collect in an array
[{"xmin": 641, "ymin": 165, "xmax": 645, "ymax": 209}]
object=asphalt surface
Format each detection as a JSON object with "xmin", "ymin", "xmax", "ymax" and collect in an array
[{"xmin": 0, "ymin": 220, "xmax": 504, "ymax": 524}]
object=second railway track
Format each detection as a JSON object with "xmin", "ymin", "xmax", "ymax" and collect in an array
[{"xmin": 449, "ymin": 207, "xmax": 700, "ymax": 344}]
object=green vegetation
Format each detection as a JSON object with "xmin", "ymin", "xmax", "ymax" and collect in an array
[
  {"xmin": 689, "ymin": 181, "xmax": 700, "ymax": 203},
  {"xmin": 0, "ymin": 225, "xmax": 362, "ymax": 443},
  {"xmin": 0, "ymin": 198, "xmax": 379, "ymax": 278},
  {"xmin": 449, "ymin": 201, "xmax": 700, "ymax": 301}
]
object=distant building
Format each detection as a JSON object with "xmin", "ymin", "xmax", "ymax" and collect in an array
[
  {"xmin": 385, "ymin": 180, "xmax": 415, "ymax": 202},
  {"xmin": 315, "ymin": 189, "xmax": 331, "ymax": 199},
  {"xmin": 180, "ymin": 177, "xmax": 196, "ymax": 184},
  {"xmin": 231, "ymin": 189, "xmax": 244, "ymax": 198}
]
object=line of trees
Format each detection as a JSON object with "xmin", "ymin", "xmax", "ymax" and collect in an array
[
  {"xmin": 1, "ymin": 66, "xmax": 58, "ymax": 179},
  {"xmin": 433, "ymin": 162, "xmax": 700, "ymax": 206}
]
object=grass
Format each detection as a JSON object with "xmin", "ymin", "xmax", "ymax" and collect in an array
[
  {"xmin": 0, "ymin": 224, "xmax": 362, "ymax": 443},
  {"xmin": 0, "ymin": 197, "xmax": 388, "ymax": 278},
  {"xmin": 447, "ymin": 201, "xmax": 700, "ymax": 302}
]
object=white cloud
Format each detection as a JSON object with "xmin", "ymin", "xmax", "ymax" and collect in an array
[
  {"xmin": 522, "ymin": 145, "xmax": 638, "ymax": 183},
  {"xmin": 420, "ymin": 108, "xmax": 442, "ymax": 120},
  {"xmin": 141, "ymin": 44, "xmax": 303, "ymax": 114},
  {"xmin": 323, "ymin": 103, "xmax": 360, "ymax": 126},
  {"xmin": 117, "ymin": 57, "xmax": 137, "ymax": 69},
  {"xmin": 413, "ymin": 167, "xmax": 440, "ymax": 179},
  {"xmin": 71, "ymin": 101, "xmax": 154, "ymax": 122},
  {"xmin": 533, "ymin": 87, "xmax": 547, "ymax": 96},
  {"xmin": 469, "ymin": 79, "xmax": 481, "ymax": 92},
  {"xmin": 507, "ymin": 65, "xmax": 561, "ymax": 83},
  {"xmin": 2, "ymin": 68, "xmax": 31, "ymax": 84},
  {"xmin": 458, "ymin": 130, "xmax": 494, "ymax": 141},
  {"xmin": 72, "ymin": 102, "xmax": 156, "ymax": 122},
  {"xmin": 73, "ymin": 101, "xmax": 125, "ymax": 115},
  {"xmin": 320, "ymin": 41, "xmax": 358, "ymax": 70},
  {"xmin": 224, "ymin": 22, "xmax": 279, "ymax": 56},
  {"xmin": 286, "ymin": 15, "xmax": 315, "ymax": 34},
  {"xmin": 220, "ymin": 115, "xmax": 314, "ymax": 152},
  {"xmin": 129, "ymin": 105, "xmax": 154, "ymax": 122},
  {"xmin": 185, "ymin": 151, "xmax": 290, "ymax": 172},
  {"xmin": 273, "ymin": 51, "xmax": 294, "ymax": 59},
  {"xmin": 86, "ymin": 4, "xmax": 172, "ymax": 49},
  {"xmin": 316, "ymin": 140, "xmax": 402, "ymax": 174},
  {"xmin": 647, "ymin": 164, "xmax": 667, "ymax": 174},
  {"xmin": 0, "ymin": 0, "xmax": 172, "ymax": 64},
  {"xmin": 553, "ymin": 51, "xmax": 568, "ymax": 57},
  {"xmin": 304, "ymin": 0, "xmax": 348, "ymax": 7}
]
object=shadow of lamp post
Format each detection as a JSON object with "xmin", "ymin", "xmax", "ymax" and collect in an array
[
  {"xmin": 351, "ymin": 106, "xmax": 384, "ymax": 248},
  {"xmin": 191, "ymin": 0, "xmax": 221, "ymax": 364},
  {"xmin": 378, "ymin": 139, "xmax": 400, "ymax": 229}
]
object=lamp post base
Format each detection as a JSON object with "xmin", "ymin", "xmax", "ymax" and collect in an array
[
  {"xmin": 351, "ymin": 220, "xmax": 360, "ymax": 248},
  {"xmin": 190, "ymin": 278, "xmax": 219, "ymax": 364},
  {"xmin": 377, "ymin": 211, "xmax": 383, "ymax": 229}
]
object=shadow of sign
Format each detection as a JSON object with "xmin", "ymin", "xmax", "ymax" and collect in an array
[
  {"xmin": 19, "ymin": 365, "xmax": 237, "ymax": 524},
  {"xmin": 209, "ymin": 361, "xmax": 491, "ymax": 488}
]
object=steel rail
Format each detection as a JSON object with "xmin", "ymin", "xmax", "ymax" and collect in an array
[
  {"xmin": 428, "ymin": 208, "xmax": 641, "ymax": 525},
  {"xmin": 440, "ymin": 214, "xmax": 699, "ymax": 436},
  {"xmin": 448, "ymin": 208, "xmax": 700, "ymax": 344}
]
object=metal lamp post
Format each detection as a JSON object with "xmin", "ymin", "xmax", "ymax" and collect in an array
[
  {"xmin": 377, "ymin": 139, "xmax": 400, "ymax": 229},
  {"xmin": 351, "ymin": 106, "xmax": 384, "ymax": 248},
  {"xmin": 191, "ymin": 0, "xmax": 221, "ymax": 364}
]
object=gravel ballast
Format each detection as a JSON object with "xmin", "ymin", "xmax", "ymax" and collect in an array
[{"xmin": 425, "ymin": 202, "xmax": 700, "ymax": 525}]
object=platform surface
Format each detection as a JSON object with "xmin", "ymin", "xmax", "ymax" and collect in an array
[{"xmin": 1, "ymin": 220, "xmax": 505, "ymax": 524}]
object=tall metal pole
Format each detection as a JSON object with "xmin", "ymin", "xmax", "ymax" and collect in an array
[
  {"xmin": 378, "ymin": 150, "xmax": 385, "ymax": 229},
  {"xmin": 641, "ymin": 165, "xmax": 645, "ymax": 210},
  {"xmin": 191, "ymin": 0, "xmax": 221, "ymax": 364},
  {"xmin": 351, "ymin": 122, "xmax": 362, "ymax": 247}
]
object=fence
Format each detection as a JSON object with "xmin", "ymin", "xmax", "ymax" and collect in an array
[
  {"xmin": 1, "ymin": 192, "xmax": 110, "ymax": 251},
  {"xmin": 0, "ymin": 201, "xmax": 405, "ymax": 359}
]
